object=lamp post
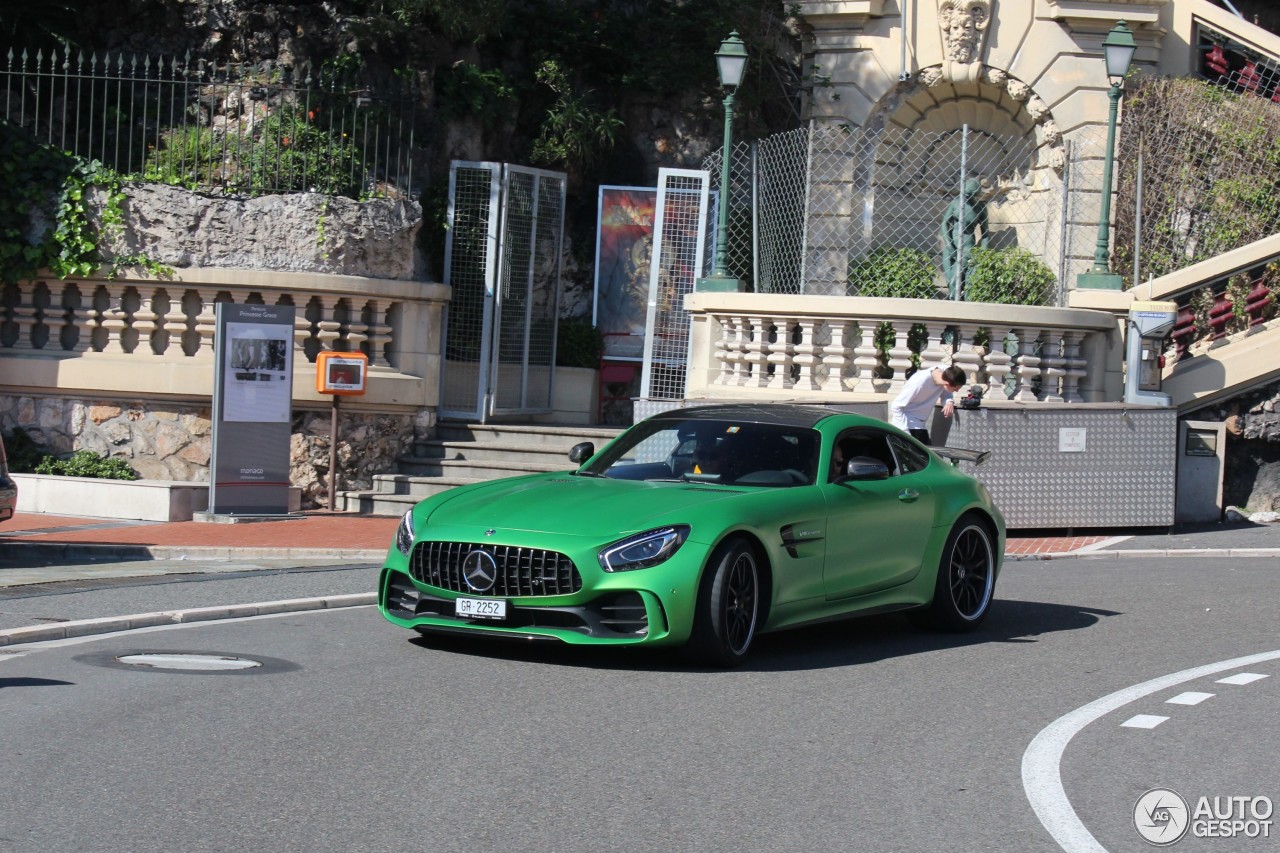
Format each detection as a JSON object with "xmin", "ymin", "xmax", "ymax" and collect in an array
[
  {"xmin": 697, "ymin": 31, "xmax": 748, "ymax": 292},
  {"xmin": 1077, "ymin": 20, "xmax": 1137, "ymax": 290}
]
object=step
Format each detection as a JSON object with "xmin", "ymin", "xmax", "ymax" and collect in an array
[
  {"xmin": 411, "ymin": 440, "xmax": 584, "ymax": 464},
  {"xmin": 393, "ymin": 458, "xmax": 570, "ymax": 480},
  {"xmin": 435, "ymin": 421, "xmax": 621, "ymax": 446}
]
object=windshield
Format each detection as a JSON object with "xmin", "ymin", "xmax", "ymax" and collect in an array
[{"xmin": 581, "ymin": 418, "xmax": 820, "ymax": 486}]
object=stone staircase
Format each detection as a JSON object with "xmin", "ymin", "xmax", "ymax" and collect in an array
[{"xmin": 339, "ymin": 421, "xmax": 624, "ymax": 516}]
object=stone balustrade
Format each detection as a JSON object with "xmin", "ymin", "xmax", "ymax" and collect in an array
[
  {"xmin": 0, "ymin": 267, "xmax": 449, "ymax": 409},
  {"xmin": 684, "ymin": 292, "xmax": 1123, "ymax": 404}
]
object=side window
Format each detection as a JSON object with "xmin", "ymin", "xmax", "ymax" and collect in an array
[
  {"xmin": 889, "ymin": 435, "xmax": 931, "ymax": 475},
  {"xmin": 833, "ymin": 430, "xmax": 897, "ymax": 478}
]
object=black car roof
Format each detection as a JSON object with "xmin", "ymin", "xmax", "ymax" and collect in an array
[{"xmin": 649, "ymin": 403, "xmax": 864, "ymax": 429}]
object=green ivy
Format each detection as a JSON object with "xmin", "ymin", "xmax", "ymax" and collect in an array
[
  {"xmin": 1, "ymin": 119, "xmax": 167, "ymax": 284},
  {"xmin": 847, "ymin": 247, "xmax": 939, "ymax": 298},
  {"xmin": 964, "ymin": 247, "xmax": 1055, "ymax": 305}
]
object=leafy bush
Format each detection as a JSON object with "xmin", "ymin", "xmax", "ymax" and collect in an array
[
  {"xmin": 556, "ymin": 319, "xmax": 604, "ymax": 368},
  {"xmin": 848, "ymin": 248, "xmax": 939, "ymax": 298},
  {"xmin": 34, "ymin": 449, "xmax": 139, "ymax": 480},
  {"xmin": 964, "ymin": 247, "xmax": 1055, "ymax": 305}
]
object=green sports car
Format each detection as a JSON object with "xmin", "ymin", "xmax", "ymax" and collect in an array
[{"xmin": 378, "ymin": 403, "xmax": 1005, "ymax": 665}]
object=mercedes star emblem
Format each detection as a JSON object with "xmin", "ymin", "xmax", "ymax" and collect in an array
[{"xmin": 461, "ymin": 548, "xmax": 498, "ymax": 593}]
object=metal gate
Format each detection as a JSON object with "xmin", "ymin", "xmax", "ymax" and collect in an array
[
  {"xmin": 639, "ymin": 168, "xmax": 711, "ymax": 401},
  {"xmin": 440, "ymin": 161, "xmax": 567, "ymax": 422}
]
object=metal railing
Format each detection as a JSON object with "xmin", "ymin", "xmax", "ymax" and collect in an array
[{"xmin": 2, "ymin": 47, "xmax": 417, "ymax": 199}]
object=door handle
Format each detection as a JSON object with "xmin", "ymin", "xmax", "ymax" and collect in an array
[{"xmin": 898, "ymin": 488, "xmax": 919, "ymax": 502}]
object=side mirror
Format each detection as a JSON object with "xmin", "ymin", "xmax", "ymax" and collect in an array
[
  {"xmin": 568, "ymin": 442, "xmax": 595, "ymax": 464},
  {"xmin": 844, "ymin": 456, "xmax": 890, "ymax": 481}
]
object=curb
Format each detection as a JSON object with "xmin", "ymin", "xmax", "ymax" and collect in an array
[
  {"xmin": 0, "ymin": 592, "xmax": 377, "ymax": 648},
  {"xmin": 1005, "ymin": 548, "xmax": 1280, "ymax": 561},
  {"xmin": 0, "ymin": 543, "xmax": 389, "ymax": 563}
]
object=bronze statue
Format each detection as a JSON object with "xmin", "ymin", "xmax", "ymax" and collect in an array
[{"xmin": 941, "ymin": 178, "xmax": 988, "ymax": 300}]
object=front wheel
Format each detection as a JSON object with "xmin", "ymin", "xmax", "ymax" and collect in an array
[
  {"xmin": 913, "ymin": 516, "xmax": 995, "ymax": 632},
  {"xmin": 687, "ymin": 538, "xmax": 760, "ymax": 666}
]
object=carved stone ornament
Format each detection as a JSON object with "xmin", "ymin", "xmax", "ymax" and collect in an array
[
  {"xmin": 919, "ymin": 66, "xmax": 945, "ymax": 87},
  {"xmin": 938, "ymin": 0, "xmax": 991, "ymax": 83}
]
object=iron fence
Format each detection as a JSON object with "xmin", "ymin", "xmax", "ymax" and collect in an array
[{"xmin": 2, "ymin": 47, "xmax": 416, "ymax": 199}]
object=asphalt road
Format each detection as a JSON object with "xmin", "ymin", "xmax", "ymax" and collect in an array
[{"xmin": 0, "ymin": 556, "xmax": 1276, "ymax": 852}]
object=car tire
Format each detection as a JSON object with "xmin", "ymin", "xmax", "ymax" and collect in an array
[
  {"xmin": 688, "ymin": 537, "xmax": 760, "ymax": 666},
  {"xmin": 912, "ymin": 514, "xmax": 995, "ymax": 632}
]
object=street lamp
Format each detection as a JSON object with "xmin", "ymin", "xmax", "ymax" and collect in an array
[
  {"xmin": 697, "ymin": 31, "xmax": 748, "ymax": 292},
  {"xmin": 1077, "ymin": 20, "xmax": 1137, "ymax": 290}
]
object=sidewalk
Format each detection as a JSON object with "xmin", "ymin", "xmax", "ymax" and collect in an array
[{"xmin": 5, "ymin": 510, "xmax": 1280, "ymax": 570}]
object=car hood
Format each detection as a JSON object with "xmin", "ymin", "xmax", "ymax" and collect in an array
[{"xmin": 423, "ymin": 473, "xmax": 749, "ymax": 538}]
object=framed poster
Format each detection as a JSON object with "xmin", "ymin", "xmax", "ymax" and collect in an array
[{"xmin": 593, "ymin": 186, "xmax": 656, "ymax": 360}]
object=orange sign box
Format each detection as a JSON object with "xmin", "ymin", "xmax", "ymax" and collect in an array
[{"xmin": 316, "ymin": 350, "xmax": 368, "ymax": 396}]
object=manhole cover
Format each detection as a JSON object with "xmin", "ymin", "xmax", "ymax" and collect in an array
[{"xmin": 116, "ymin": 653, "xmax": 262, "ymax": 671}]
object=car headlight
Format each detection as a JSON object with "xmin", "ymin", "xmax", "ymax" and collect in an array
[
  {"xmin": 395, "ymin": 509, "xmax": 415, "ymax": 556},
  {"xmin": 598, "ymin": 525, "xmax": 690, "ymax": 572}
]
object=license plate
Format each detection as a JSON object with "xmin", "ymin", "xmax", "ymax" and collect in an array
[{"xmin": 455, "ymin": 597, "xmax": 507, "ymax": 620}]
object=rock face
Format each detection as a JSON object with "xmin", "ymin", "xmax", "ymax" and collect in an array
[
  {"xmin": 96, "ymin": 184, "xmax": 424, "ymax": 280},
  {"xmin": 94, "ymin": 184, "xmax": 425, "ymax": 281},
  {"xmin": 1196, "ymin": 380, "xmax": 1280, "ymax": 513}
]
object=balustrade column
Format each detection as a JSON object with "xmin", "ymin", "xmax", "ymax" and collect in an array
[
  {"xmin": 9, "ymin": 284, "xmax": 39, "ymax": 350},
  {"xmin": 1061, "ymin": 331, "xmax": 1087, "ymax": 403},
  {"xmin": 919, "ymin": 322, "xmax": 949, "ymax": 368},
  {"xmin": 765, "ymin": 317, "xmax": 795, "ymax": 390},
  {"xmin": 133, "ymin": 285, "xmax": 163, "ymax": 356},
  {"xmin": 982, "ymin": 326, "xmax": 1013, "ymax": 400},
  {"xmin": 45, "ymin": 282, "xmax": 77, "ymax": 352},
  {"xmin": 193, "ymin": 297, "xmax": 218, "ymax": 358},
  {"xmin": 96, "ymin": 284, "xmax": 130, "ymax": 353},
  {"xmin": 743, "ymin": 314, "xmax": 770, "ymax": 388},
  {"xmin": 850, "ymin": 320, "xmax": 879, "ymax": 393},
  {"xmin": 885, "ymin": 321, "xmax": 914, "ymax": 395},
  {"xmin": 712, "ymin": 314, "xmax": 735, "ymax": 385},
  {"xmin": 950, "ymin": 323, "xmax": 983, "ymax": 388},
  {"xmin": 162, "ymin": 289, "xmax": 191, "ymax": 357},
  {"xmin": 792, "ymin": 318, "xmax": 822, "ymax": 390},
  {"xmin": 361, "ymin": 299, "xmax": 393, "ymax": 367},
  {"xmin": 1011, "ymin": 329, "xmax": 1042, "ymax": 402},
  {"xmin": 821, "ymin": 319, "xmax": 854, "ymax": 393},
  {"xmin": 1039, "ymin": 331, "xmax": 1066, "ymax": 403},
  {"xmin": 315, "ymin": 295, "xmax": 344, "ymax": 352}
]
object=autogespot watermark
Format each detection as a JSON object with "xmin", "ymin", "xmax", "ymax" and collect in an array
[{"xmin": 1135, "ymin": 788, "xmax": 1274, "ymax": 846}]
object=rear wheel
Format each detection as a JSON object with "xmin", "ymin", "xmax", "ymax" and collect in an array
[
  {"xmin": 688, "ymin": 538, "xmax": 760, "ymax": 666},
  {"xmin": 914, "ymin": 515, "xmax": 995, "ymax": 632}
]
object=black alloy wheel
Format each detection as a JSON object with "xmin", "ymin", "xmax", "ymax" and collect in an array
[
  {"xmin": 915, "ymin": 515, "xmax": 995, "ymax": 632},
  {"xmin": 689, "ymin": 537, "xmax": 760, "ymax": 666}
]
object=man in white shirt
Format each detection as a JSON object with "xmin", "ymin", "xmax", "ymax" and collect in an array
[{"xmin": 889, "ymin": 364, "xmax": 967, "ymax": 445}]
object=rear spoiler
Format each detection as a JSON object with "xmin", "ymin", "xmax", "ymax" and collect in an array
[{"xmin": 934, "ymin": 447, "xmax": 992, "ymax": 466}]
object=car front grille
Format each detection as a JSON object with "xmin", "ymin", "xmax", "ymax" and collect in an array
[{"xmin": 409, "ymin": 541, "xmax": 583, "ymax": 597}]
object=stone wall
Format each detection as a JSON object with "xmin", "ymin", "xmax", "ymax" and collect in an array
[{"xmin": 0, "ymin": 394, "xmax": 415, "ymax": 509}]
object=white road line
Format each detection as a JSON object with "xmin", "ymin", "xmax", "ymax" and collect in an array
[
  {"xmin": 1120, "ymin": 714, "xmax": 1169, "ymax": 729},
  {"xmin": 1218, "ymin": 672, "xmax": 1269, "ymax": 685},
  {"xmin": 1073, "ymin": 536, "xmax": 1133, "ymax": 553},
  {"xmin": 1022, "ymin": 650, "xmax": 1280, "ymax": 853},
  {"xmin": 1166, "ymin": 691, "xmax": 1214, "ymax": 705}
]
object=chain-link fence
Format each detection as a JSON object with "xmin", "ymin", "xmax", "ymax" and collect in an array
[
  {"xmin": 704, "ymin": 120, "xmax": 1072, "ymax": 306},
  {"xmin": 1, "ymin": 47, "xmax": 416, "ymax": 199},
  {"xmin": 1114, "ymin": 74, "xmax": 1280, "ymax": 286}
]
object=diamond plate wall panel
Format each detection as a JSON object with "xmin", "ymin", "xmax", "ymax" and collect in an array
[{"xmin": 942, "ymin": 405, "xmax": 1177, "ymax": 529}]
